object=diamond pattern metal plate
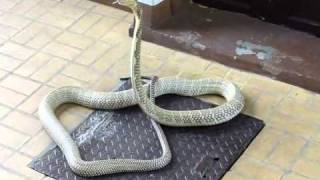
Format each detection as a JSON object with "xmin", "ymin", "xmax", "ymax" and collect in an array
[{"xmin": 29, "ymin": 80, "xmax": 265, "ymax": 180}]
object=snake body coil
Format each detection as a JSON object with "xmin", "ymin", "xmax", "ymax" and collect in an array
[{"xmin": 39, "ymin": 0, "xmax": 245, "ymax": 177}]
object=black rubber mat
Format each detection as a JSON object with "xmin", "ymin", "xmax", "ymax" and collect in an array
[{"xmin": 29, "ymin": 80, "xmax": 264, "ymax": 180}]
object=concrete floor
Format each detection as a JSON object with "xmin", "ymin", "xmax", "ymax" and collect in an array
[{"xmin": 0, "ymin": 0, "xmax": 319, "ymax": 179}]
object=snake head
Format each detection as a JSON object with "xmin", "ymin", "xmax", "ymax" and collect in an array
[{"xmin": 113, "ymin": 0, "xmax": 138, "ymax": 10}]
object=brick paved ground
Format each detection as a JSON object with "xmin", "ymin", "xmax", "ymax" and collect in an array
[{"xmin": 0, "ymin": 0, "xmax": 319, "ymax": 179}]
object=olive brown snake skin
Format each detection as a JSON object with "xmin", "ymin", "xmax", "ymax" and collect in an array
[{"xmin": 38, "ymin": 0, "xmax": 245, "ymax": 177}]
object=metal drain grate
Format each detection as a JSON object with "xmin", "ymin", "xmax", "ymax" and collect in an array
[{"xmin": 29, "ymin": 80, "xmax": 264, "ymax": 180}]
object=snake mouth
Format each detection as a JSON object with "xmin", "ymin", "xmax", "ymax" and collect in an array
[{"xmin": 112, "ymin": 0, "xmax": 120, "ymax": 5}]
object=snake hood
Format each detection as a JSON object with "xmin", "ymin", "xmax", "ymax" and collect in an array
[{"xmin": 114, "ymin": 0, "xmax": 139, "ymax": 10}]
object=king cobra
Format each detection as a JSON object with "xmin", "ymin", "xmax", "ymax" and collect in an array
[{"xmin": 38, "ymin": 0, "xmax": 245, "ymax": 177}]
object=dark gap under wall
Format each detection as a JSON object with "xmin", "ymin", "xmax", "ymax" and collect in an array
[{"xmin": 192, "ymin": 0, "xmax": 320, "ymax": 37}]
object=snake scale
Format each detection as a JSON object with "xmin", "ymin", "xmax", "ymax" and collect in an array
[{"xmin": 38, "ymin": 0, "xmax": 245, "ymax": 177}]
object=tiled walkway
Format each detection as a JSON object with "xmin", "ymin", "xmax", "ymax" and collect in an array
[{"xmin": 0, "ymin": 0, "xmax": 319, "ymax": 179}]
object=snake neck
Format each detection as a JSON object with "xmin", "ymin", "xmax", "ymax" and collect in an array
[{"xmin": 130, "ymin": 7, "xmax": 148, "ymax": 105}]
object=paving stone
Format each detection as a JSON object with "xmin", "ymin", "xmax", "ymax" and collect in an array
[
  {"xmin": 0, "ymin": 145, "xmax": 13, "ymax": 163},
  {"xmin": 282, "ymin": 173, "xmax": 310, "ymax": 180},
  {"xmin": 14, "ymin": 53, "xmax": 51, "ymax": 77},
  {"xmin": 178, "ymin": 71, "xmax": 206, "ymax": 80},
  {"xmin": 222, "ymin": 172, "xmax": 247, "ymax": 180},
  {"xmin": 303, "ymin": 142, "xmax": 320, "ymax": 162},
  {"xmin": 48, "ymin": 74, "xmax": 84, "ymax": 88},
  {"xmin": 76, "ymin": 0, "xmax": 97, "ymax": 10},
  {"xmin": 141, "ymin": 54, "xmax": 163, "ymax": 73},
  {"xmin": 247, "ymin": 75, "xmax": 292, "ymax": 95},
  {"xmin": 287, "ymin": 86, "xmax": 314, "ymax": 105},
  {"xmin": 0, "ymin": 24, "xmax": 18, "ymax": 40},
  {"xmin": 292, "ymin": 159, "xmax": 320, "ymax": 179},
  {"xmin": 12, "ymin": 22, "xmax": 47, "ymax": 44},
  {"xmin": 314, "ymin": 132, "xmax": 320, "ymax": 143},
  {"xmin": 62, "ymin": 63, "xmax": 99, "ymax": 82},
  {"xmin": 0, "ymin": 54, "xmax": 21, "ymax": 71},
  {"xmin": 247, "ymin": 102, "xmax": 264, "ymax": 119},
  {"xmin": 157, "ymin": 63, "xmax": 181, "ymax": 77},
  {"xmin": 57, "ymin": 104, "xmax": 93, "ymax": 119},
  {"xmin": 0, "ymin": 13, "xmax": 31, "ymax": 29},
  {"xmin": 124, "ymin": 13, "xmax": 133, "ymax": 22},
  {"xmin": 69, "ymin": 13, "xmax": 102, "ymax": 34},
  {"xmin": 92, "ymin": 44, "xmax": 130, "ymax": 72},
  {"xmin": 43, "ymin": 42, "xmax": 81, "ymax": 60},
  {"xmin": 60, "ymin": 0, "xmax": 82, "ymax": 6},
  {"xmin": 39, "ymin": 12, "xmax": 75, "ymax": 29},
  {"xmin": 0, "ymin": 42, "xmax": 35, "ymax": 60},
  {"xmin": 85, "ymin": 17, "xmax": 119, "ymax": 39},
  {"xmin": 25, "ymin": 25, "xmax": 61, "ymax": 49},
  {"xmin": 233, "ymin": 157, "xmax": 284, "ymax": 180},
  {"xmin": 108, "ymin": 58, "xmax": 130, "ymax": 77},
  {"xmin": 0, "ymin": 37, "xmax": 6, "ymax": 44},
  {"xmin": 0, "ymin": 105, "xmax": 10, "ymax": 119},
  {"xmin": 225, "ymin": 69, "xmax": 251, "ymax": 86},
  {"xmin": 0, "ymin": 87, "xmax": 26, "ymax": 108},
  {"xmin": 244, "ymin": 127, "xmax": 284, "ymax": 161},
  {"xmin": 142, "ymin": 41, "xmax": 175, "ymax": 60},
  {"xmin": 20, "ymin": 130, "xmax": 52, "ymax": 157},
  {"xmin": 1, "ymin": 111, "xmax": 42, "ymax": 136},
  {"xmin": 0, "ymin": 167, "xmax": 24, "ymax": 180},
  {"xmin": 204, "ymin": 63, "xmax": 230, "ymax": 78},
  {"xmin": 9, "ymin": 0, "xmax": 41, "ymax": 16},
  {"xmin": 3, "ymin": 153, "xmax": 44, "ymax": 179},
  {"xmin": 0, "ymin": 125, "xmax": 29, "ymax": 149},
  {"xmin": 168, "ymin": 52, "xmax": 210, "ymax": 73},
  {"xmin": 268, "ymin": 135, "xmax": 306, "ymax": 169},
  {"xmin": 57, "ymin": 111, "xmax": 84, "ymax": 132},
  {"xmin": 91, "ymin": 72, "xmax": 118, "ymax": 91},
  {"xmin": 56, "ymin": 31, "xmax": 93, "ymax": 49},
  {"xmin": 92, "ymin": 4, "xmax": 128, "ymax": 19},
  {"xmin": 0, "ymin": 75, "xmax": 41, "ymax": 95},
  {"xmin": 0, "ymin": 69, "xmax": 7, "ymax": 79},
  {"xmin": 18, "ymin": 86, "xmax": 54, "ymax": 114},
  {"xmin": 249, "ymin": 93, "xmax": 282, "ymax": 120},
  {"xmin": 307, "ymin": 95, "xmax": 320, "ymax": 113},
  {"xmin": 49, "ymin": 3, "xmax": 86, "ymax": 20},
  {"xmin": 24, "ymin": 0, "xmax": 58, "ymax": 19},
  {"xmin": 278, "ymin": 98, "xmax": 320, "ymax": 125},
  {"xmin": 0, "ymin": 0, "xmax": 20, "ymax": 11},
  {"xmin": 102, "ymin": 31, "xmax": 131, "ymax": 45},
  {"xmin": 108, "ymin": 21, "xmax": 132, "ymax": 35},
  {"xmin": 240, "ymin": 85, "xmax": 263, "ymax": 105},
  {"xmin": 31, "ymin": 57, "xmax": 67, "ymax": 83},
  {"xmin": 269, "ymin": 112, "xmax": 318, "ymax": 139},
  {"xmin": 91, "ymin": 52, "xmax": 121, "ymax": 73},
  {"xmin": 75, "ymin": 41, "xmax": 111, "ymax": 65}
]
